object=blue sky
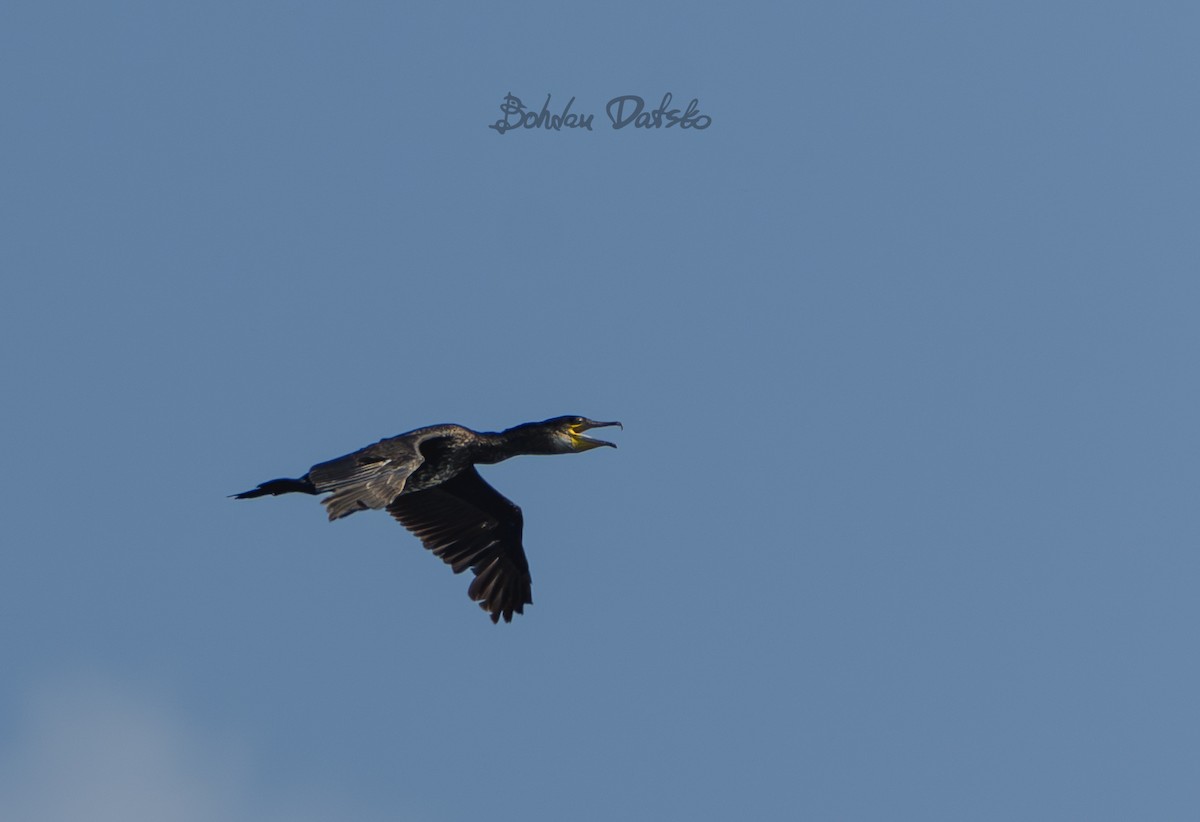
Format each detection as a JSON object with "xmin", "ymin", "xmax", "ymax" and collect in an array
[{"xmin": 2, "ymin": 2, "xmax": 1198, "ymax": 820}]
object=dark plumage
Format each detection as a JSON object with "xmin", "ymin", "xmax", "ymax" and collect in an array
[{"xmin": 233, "ymin": 416, "xmax": 621, "ymax": 622}]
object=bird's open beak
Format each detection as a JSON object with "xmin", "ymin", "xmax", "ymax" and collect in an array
[{"xmin": 570, "ymin": 419, "xmax": 623, "ymax": 450}]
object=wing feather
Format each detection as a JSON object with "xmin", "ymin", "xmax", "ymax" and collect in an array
[
  {"xmin": 307, "ymin": 435, "xmax": 427, "ymax": 521},
  {"xmin": 387, "ymin": 467, "xmax": 532, "ymax": 623}
]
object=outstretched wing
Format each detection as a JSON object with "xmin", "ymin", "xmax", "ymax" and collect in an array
[
  {"xmin": 386, "ymin": 467, "xmax": 532, "ymax": 623},
  {"xmin": 307, "ymin": 436, "xmax": 426, "ymax": 521}
]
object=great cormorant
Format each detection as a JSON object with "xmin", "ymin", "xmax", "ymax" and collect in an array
[{"xmin": 233, "ymin": 416, "xmax": 621, "ymax": 622}]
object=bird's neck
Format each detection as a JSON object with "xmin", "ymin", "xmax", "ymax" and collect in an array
[
  {"xmin": 471, "ymin": 425, "xmax": 557, "ymax": 463},
  {"xmin": 469, "ymin": 432, "xmax": 511, "ymax": 464}
]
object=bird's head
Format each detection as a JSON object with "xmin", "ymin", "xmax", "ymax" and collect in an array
[
  {"xmin": 506, "ymin": 416, "xmax": 623, "ymax": 454},
  {"xmin": 557, "ymin": 416, "xmax": 623, "ymax": 452}
]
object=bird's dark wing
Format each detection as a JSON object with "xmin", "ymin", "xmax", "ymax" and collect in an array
[
  {"xmin": 307, "ymin": 435, "xmax": 427, "ymax": 521},
  {"xmin": 386, "ymin": 467, "xmax": 532, "ymax": 623}
]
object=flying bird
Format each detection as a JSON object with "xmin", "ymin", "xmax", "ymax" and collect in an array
[{"xmin": 233, "ymin": 416, "xmax": 621, "ymax": 622}]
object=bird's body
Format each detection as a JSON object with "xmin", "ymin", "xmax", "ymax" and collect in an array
[{"xmin": 234, "ymin": 416, "xmax": 620, "ymax": 622}]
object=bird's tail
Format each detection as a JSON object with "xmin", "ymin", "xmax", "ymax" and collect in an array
[{"xmin": 232, "ymin": 476, "xmax": 317, "ymax": 499}]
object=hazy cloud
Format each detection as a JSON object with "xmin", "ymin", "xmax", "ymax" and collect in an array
[{"xmin": 0, "ymin": 677, "xmax": 412, "ymax": 822}]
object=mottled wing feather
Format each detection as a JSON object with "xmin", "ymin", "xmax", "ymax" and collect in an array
[
  {"xmin": 386, "ymin": 467, "xmax": 532, "ymax": 623},
  {"xmin": 308, "ymin": 436, "xmax": 426, "ymax": 521}
]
